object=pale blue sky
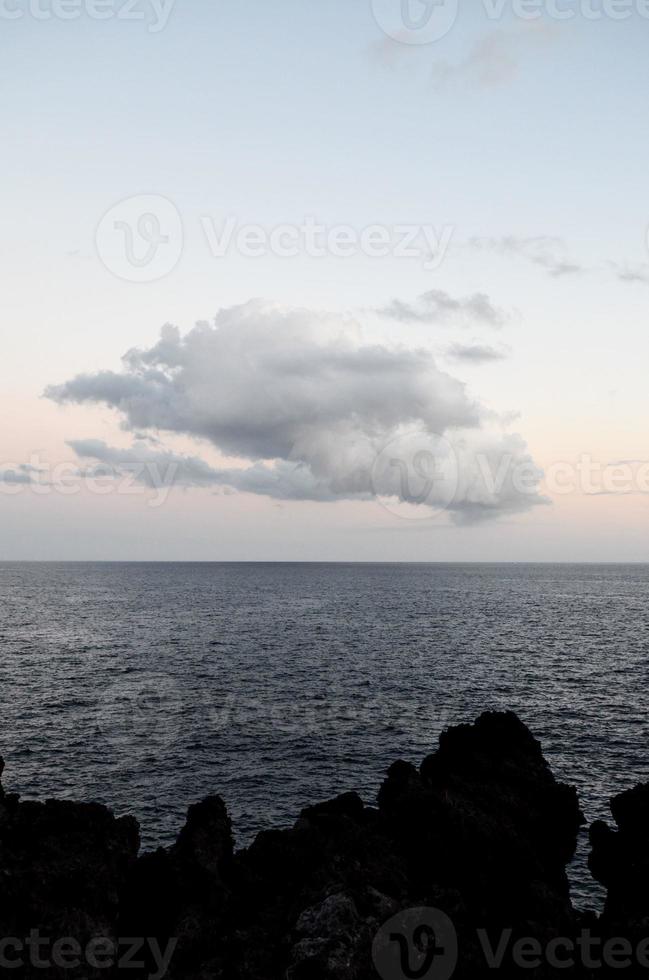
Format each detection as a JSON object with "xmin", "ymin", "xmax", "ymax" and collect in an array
[{"xmin": 2, "ymin": 0, "xmax": 649, "ymax": 559}]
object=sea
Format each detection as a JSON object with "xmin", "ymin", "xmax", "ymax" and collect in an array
[{"xmin": 2, "ymin": 561, "xmax": 647, "ymax": 909}]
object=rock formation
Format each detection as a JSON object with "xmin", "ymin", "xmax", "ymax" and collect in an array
[
  {"xmin": 1, "ymin": 712, "xmax": 645, "ymax": 978},
  {"xmin": 589, "ymin": 782, "xmax": 649, "ymax": 977}
]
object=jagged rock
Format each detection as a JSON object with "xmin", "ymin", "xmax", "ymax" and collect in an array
[
  {"xmin": 119, "ymin": 796, "xmax": 233, "ymax": 979},
  {"xmin": 379, "ymin": 711, "xmax": 583, "ymax": 924},
  {"xmin": 590, "ymin": 783, "xmax": 649, "ymax": 932},
  {"xmin": 0, "ymin": 757, "xmax": 139, "ymax": 979},
  {"xmin": 0, "ymin": 713, "xmax": 593, "ymax": 978},
  {"xmin": 287, "ymin": 892, "xmax": 365, "ymax": 978},
  {"xmin": 207, "ymin": 712, "xmax": 584, "ymax": 977},
  {"xmin": 586, "ymin": 784, "xmax": 649, "ymax": 977}
]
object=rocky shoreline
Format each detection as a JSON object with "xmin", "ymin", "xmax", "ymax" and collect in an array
[{"xmin": 1, "ymin": 711, "xmax": 647, "ymax": 978}]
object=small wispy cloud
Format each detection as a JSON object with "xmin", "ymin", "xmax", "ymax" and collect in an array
[
  {"xmin": 377, "ymin": 289, "xmax": 507, "ymax": 327},
  {"xmin": 68, "ymin": 439, "xmax": 226, "ymax": 490},
  {"xmin": 431, "ymin": 23, "xmax": 560, "ymax": 90},
  {"xmin": 611, "ymin": 264, "xmax": 649, "ymax": 286},
  {"xmin": 469, "ymin": 235, "xmax": 585, "ymax": 278},
  {"xmin": 446, "ymin": 343, "xmax": 508, "ymax": 364},
  {"xmin": 584, "ymin": 489, "xmax": 634, "ymax": 497},
  {"xmin": 470, "ymin": 236, "xmax": 649, "ymax": 287},
  {"xmin": 368, "ymin": 33, "xmax": 420, "ymax": 70},
  {"xmin": 583, "ymin": 461, "xmax": 649, "ymax": 496},
  {"xmin": 0, "ymin": 469, "xmax": 38, "ymax": 486},
  {"xmin": 0, "ymin": 463, "xmax": 46, "ymax": 486}
]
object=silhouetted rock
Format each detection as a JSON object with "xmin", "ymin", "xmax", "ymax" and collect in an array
[
  {"xmin": 175, "ymin": 711, "xmax": 583, "ymax": 978},
  {"xmin": 589, "ymin": 782, "xmax": 649, "ymax": 975},
  {"xmin": 374, "ymin": 710, "xmax": 584, "ymax": 977},
  {"xmin": 380, "ymin": 711, "xmax": 582, "ymax": 919},
  {"xmin": 119, "ymin": 795, "xmax": 233, "ymax": 978},
  {"xmin": 0, "ymin": 756, "xmax": 138, "ymax": 978},
  {"xmin": 0, "ymin": 713, "xmax": 603, "ymax": 978}
]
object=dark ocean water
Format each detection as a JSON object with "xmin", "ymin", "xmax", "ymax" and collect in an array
[{"xmin": 1, "ymin": 561, "xmax": 647, "ymax": 908}]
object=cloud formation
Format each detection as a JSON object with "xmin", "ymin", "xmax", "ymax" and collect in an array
[
  {"xmin": 612, "ymin": 265, "xmax": 649, "ymax": 286},
  {"xmin": 469, "ymin": 236, "xmax": 585, "ymax": 278},
  {"xmin": 431, "ymin": 24, "xmax": 559, "ymax": 90},
  {"xmin": 446, "ymin": 343, "xmax": 508, "ymax": 364},
  {"xmin": 377, "ymin": 289, "xmax": 506, "ymax": 327},
  {"xmin": 46, "ymin": 300, "xmax": 545, "ymax": 521},
  {"xmin": 0, "ymin": 465, "xmax": 41, "ymax": 486},
  {"xmin": 68, "ymin": 438, "xmax": 353, "ymax": 501}
]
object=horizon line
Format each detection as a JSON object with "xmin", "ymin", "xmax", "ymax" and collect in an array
[{"xmin": 2, "ymin": 560, "xmax": 649, "ymax": 566}]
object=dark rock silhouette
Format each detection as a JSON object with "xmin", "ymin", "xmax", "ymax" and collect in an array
[
  {"xmin": 589, "ymin": 783, "xmax": 649, "ymax": 977},
  {"xmin": 590, "ymin": 782, "xmax": 649, "ymax": 921},
  {"xmin": 0, "ymin": 758, "xmax": 138, "ymax": 978},
  {"xmin": 2, "ymin": 711, "xmax": 644, "ymax": 978}
]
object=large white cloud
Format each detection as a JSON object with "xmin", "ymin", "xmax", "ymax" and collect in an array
[{"xmin": 46, "ymin": 300, "xmax": 547, "ymax": 521}]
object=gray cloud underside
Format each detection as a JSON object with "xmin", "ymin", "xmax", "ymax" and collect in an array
[
  {"xmin": 68, "ymin": 434, "xmax": 548, "ymax": 523},
  {"xmin": 46, "ymin": 300, "xmax": 546, "ymax": 522},
  {"xmin": 68, "ymin": 439, "xmax": 352, "ymax": 502}
]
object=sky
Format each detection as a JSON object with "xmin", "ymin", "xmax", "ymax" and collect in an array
[{"xmin": 2, "ymin": 0, "xmax": 649, "ymax": 560}]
